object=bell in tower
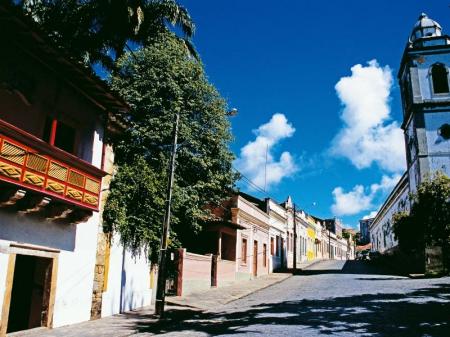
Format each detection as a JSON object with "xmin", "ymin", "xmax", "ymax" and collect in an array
[{"xmin": 398, "ymin": 13, "xmax": 450, "ymax": 192}]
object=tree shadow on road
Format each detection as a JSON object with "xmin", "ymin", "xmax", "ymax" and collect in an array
[
  {"xmin": 295, "ymin": 260, "xmax": 403, "ymax": 276},
  {"xmin": 133, "ymin": 282, "xmax": 450, "ymax": 336}
]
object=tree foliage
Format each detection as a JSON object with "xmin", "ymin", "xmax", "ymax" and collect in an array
[
  {"xmin": 393, "ymin": 172, "xmax": 450, "ymax": 262},
  {"xmin": 14, "ymin": 0, "xmax": 195, "ymax": 69},
  {"xmin": 103, "ymin": 33, "xmax": 237, "ymax": 262}
]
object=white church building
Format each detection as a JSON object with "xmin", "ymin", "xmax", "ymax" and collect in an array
[{"xmin": 370, "ymin": 13, "xmax": 450, "ymax": 253}]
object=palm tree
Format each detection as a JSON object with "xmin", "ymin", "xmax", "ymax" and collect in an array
[{"xmin": 16, "ymin": 0, "xmax": 195, "ymax": 69}]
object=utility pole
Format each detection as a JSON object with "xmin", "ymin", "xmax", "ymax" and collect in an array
[
  {"xmin": 293, "ymin": 204, "xmax": 297, "ymax": 273},
  {"xmin": 155, "ymin": 109, "xmax": 180, "ymax": 317},
  {"xmin": 264, "ymin": 144, "xmax": 268, "ymax": 192},
  {"xmin": 153, "ymin": 107, "xmax": 237, "ymax": 317}
]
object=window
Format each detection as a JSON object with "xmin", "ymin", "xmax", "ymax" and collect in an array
[
  {"xmin": 287, "ymin": 231, "xmax": 290, "ymax": 252},
  {"xmin": 431, "ymin": 64, "xmax": 449, "ymax": 94},
  {"xmin": 276, "ymin": 236, "xmax": 280, "ymax": 256},
  {"xmin": 438, "ymin": 123, "xmax": 450, "ymax": 140},
  {"xmin": 43, "ymin": 116, "xmax": 76, "ymax": 154},
  {"xmin": 241, "ymin": 238, "xmax": 247, "ymax": 264},
  {"xmin": 270, "ymin": 237, "xmax": 274, "ymax": 255},
  {"xmin": 263, "ymin": 244, "xmax": 267, "ymax": 267}
]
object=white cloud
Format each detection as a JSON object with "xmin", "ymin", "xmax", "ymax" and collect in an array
[
  {"xmin": 370, "ymin": 174, "xmax": 402, "ymax": 194},
  {"xmin": 331, "ymin": 60, "xmax": 406, "ymax": 173},
  {"xmin": 363, "ymin": 210, "xmax": 378, "ymax": 220},
  {"xmin": 331, "ymin": 174, "xmax": 401, "ymax": 216},
  {"xmin": 331, "ymin": 185, "xmax": 373, "ymax": 216},
  {"xmin": 235, "ymin": 113, "xmax": 298, "ymax": 189}
]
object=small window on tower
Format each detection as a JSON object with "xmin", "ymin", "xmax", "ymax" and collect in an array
[{"xmin": 431, "ymin": 64, "xmax": 449, "ymax": 94}]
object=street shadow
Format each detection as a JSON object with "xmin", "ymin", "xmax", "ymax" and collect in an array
[
  {"xmin": 295, "ymin": 260, "xmax": 402, "ymax": 276},
  {"xmin": 354, "ymin": 277, "xmax": 407, "ymax": 281},
  {"xmin": 132, "ymin": 283, "xmax": 450, "ymax": 336}
]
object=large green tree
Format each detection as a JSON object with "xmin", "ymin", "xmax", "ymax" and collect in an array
[
  {"xmin": 393, "ymin": 172, "xmax": 450, "ymax": 270},
  {"xmin": 14, "ymin": 0, "xmax": 195, "ymax": 69},
  {"xmin": 103, "ymin": 33, "xmax": 237, "ymax": 262}
]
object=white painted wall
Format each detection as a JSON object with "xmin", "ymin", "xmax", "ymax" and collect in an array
[
  {"xmin": 0, "ymin": 211, "xmax": 99, "ymax": 328},
  {"xmin": 101, "ymin": 235, "xmax": 152, "ymax": 317},
  {"xmin": 370, "ymin": 186, "xmax": 409, "ymax": 253},
  {"xmin": 0, "ymin": 248, "xmax": 9, "ymax": 316},
  {"xmin": 52, "ymin": 214, "xmax": 99, "ymax": 327},
  {"xmin": 425, "ymin": 112, "xmax": 450, "ymax": 157},
  {"xmin": 91, "ymin": 123, "xmax": 104, "ymax": 169}
]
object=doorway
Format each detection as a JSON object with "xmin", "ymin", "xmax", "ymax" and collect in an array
[
  {"xmin": 7, "ymin": 254, "xmax": 52, "ymax": 333},
  {"xmin": 253, "ymin": 241, "xmax": 258, "ymax": 277}
]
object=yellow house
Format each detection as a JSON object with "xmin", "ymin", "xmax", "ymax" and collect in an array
[{"xmin": 306, "ymin": 226, "xmax": 315, "ymax": 261}]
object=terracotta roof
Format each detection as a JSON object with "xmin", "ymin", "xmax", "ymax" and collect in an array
[{"xmin": 356, "ymin": 243, "xmax": 372, "ymax": 252}]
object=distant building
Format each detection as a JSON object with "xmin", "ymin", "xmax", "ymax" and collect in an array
[
  {"xmin": 359, "ymin": 218, "xmax": 373, "ymax": 244},
  {"xmin": 324, "ymin": 218, "xmax": 343, "ymax": 237}
]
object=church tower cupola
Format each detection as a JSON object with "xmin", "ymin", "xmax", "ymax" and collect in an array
[{"xmin": 409, "ymin": 13, "xmax": 447, "ymax": 48}]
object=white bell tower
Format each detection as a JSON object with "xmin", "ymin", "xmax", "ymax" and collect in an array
[{"xmin": 398, "ymin": 13, "xmax": 450, "ymax": 191}]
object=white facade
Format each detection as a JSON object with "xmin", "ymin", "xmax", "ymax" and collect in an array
[
  {"xmin": 101, "ymin": 236, "xmax": 152, "ymax": 317},
  {"xmin": 266, "ymin": 199, "xmax": 287, "ymax": 271},
  {"xmin": 234, "ymin": 195, "xmax": 270, "ymax": 279},
  {"xmin": 370, "ymin": 174, "xmax": 409, "ymax": 253}
]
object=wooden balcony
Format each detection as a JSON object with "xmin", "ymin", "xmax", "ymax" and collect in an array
[{"xmin": 0, "ymin": 118, "xmax": 105, "ymax": 216}]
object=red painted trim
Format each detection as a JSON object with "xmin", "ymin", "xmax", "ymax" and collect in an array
[
  {"xmin": 0, "ymin": 118, "xmax": 106, "ymax": 178},
  {"xmin": 49, "ymin": 119, "xmax": 57, "ymax": 146}
]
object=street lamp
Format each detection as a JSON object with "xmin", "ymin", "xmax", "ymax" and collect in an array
[{"xmin": 154, "ymin": 108, "xmax": 237, "ymax": 317}]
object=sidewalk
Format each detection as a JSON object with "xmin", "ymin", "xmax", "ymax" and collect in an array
[
  {"xmin": 166, "ymin": 272, "xmax": 292, "ymax": 310},
  {"xmin": 296, "ymin": 259, "xmax": 324, "ymax": 271}
]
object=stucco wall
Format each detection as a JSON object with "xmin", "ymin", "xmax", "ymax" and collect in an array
[
  {"xmin": 52, "ymin": 215, "xmax": 99, "ymax": 327},
  {"xmin": 181, "ymin": 252, "xmax": 212, "ymax": 296},
  {"xmin": 0, "ymin": 212, "xmax": 99, "ymax": 328},
  {"xmin": 101, "ymin": 236, "xmax": 152, "ymax": 317},
  {"xmin": 217, "ymin": 259, "xmax": 236, "ymax": 287}
]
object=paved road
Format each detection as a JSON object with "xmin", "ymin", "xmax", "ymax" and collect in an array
[{"xmin": 136, "ymin": 260, "xmax": 450, "ymax": 337}]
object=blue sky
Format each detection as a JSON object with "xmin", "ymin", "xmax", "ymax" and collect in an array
[{"xmin": 178, "ymin": 0, "xmax": 449, "ymax": 228}]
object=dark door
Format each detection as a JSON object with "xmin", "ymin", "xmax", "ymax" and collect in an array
[
  {"xmin": 253, "ymin": 241, "xmax": 258, "ymax": 277},
  {"xmin": 7, "ymin": 255, "xmax": 52, "ymax": 333}
]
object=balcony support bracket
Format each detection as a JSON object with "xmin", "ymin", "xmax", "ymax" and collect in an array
[{"xmin": 0, "ymin": 189, "xmax": 26, "ymax": 207}]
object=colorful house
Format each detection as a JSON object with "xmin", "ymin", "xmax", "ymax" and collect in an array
[{"xmin": 0, "ymin": 5, "xmax": 151, "ymax": 335}]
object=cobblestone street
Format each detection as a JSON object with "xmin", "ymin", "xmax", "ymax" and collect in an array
[
  {"xmin": 137, "ymin": 260, "xmax": 450, "ymax": 337},
  {"xmin": 18, "ymin": 260, "xmax": 450, "ymax": 337}
]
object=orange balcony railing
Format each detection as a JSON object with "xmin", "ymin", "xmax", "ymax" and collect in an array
[{"xmin": 0, "ymin": 118, "xmax": 105, "ymax": 211}]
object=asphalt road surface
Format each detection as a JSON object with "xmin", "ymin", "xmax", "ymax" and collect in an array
[{"xmin": 139, "ymin": 260, "xmax": 450, "ymax": 337}]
